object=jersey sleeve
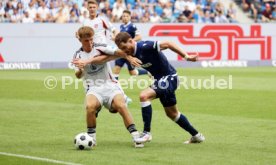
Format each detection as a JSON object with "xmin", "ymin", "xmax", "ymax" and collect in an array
[
  {"xmin": 133, "ymin": 24, "xmax": 140, "ymax": 35},
  {"xmin": 142, "ymin": 41, "xmax": 161, "ymax": 53},
  {"xmin": 101, "ymin": 17, "xmax": 116, "ymax": 33},
  {"xmin": 95, "ymin": 45, "xmax": 117, "ymax": 56}
]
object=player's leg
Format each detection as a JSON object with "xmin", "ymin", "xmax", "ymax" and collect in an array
[
  {"xmin": 113, "ymin": 58, "xmax": 125, "ymax": 80},
  {"xmin": 109, "ymin": 93, "xmax": 144, "ymax": 147},
  {"xmin": 134, "ymin": 87, "xmax": 158, "ymax": 143},
  {"xmin": 111, "ymin": 94, "xmax": 135, "ymax": 129},
  {"xmin": 85, "ymin": 94, "xmax": 102, "ymax": 145},
  {"xmin": 163, "ymin": 104, "xmax": 205, "ymax": 144},
  {"xmin": 158, "ymin": 75, "xmax": 205, "ymax": 144},
  {"xmin": 114, "ymin": 58, "xmax": 133, "ymax": 104}
]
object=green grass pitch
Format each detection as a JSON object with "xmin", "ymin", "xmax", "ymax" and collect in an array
[{"xmin": 0, "ymin": 67, "xmax": 276, "ymax": 165}]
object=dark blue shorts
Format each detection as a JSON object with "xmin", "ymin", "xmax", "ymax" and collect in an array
[
  {"xmin": 115, "ymin": 58, "xmax": 135, "ymax": 71},
  {"xmin": 151, "ymin": 74, "xmax": 178, "ymax": 107}
]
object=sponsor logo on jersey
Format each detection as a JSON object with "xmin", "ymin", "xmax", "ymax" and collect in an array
[
  {"xmin": 141, "ymin": 63, "xmax": 152, "ymax": 68},
  {"xmin": 86, "ymin": 64, "xmax": 105, "ymax": 74}
]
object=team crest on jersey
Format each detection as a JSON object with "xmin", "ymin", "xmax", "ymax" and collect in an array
[{"xmin": 94, "ymin": 24, "xmax": 98, "ymax": 28}]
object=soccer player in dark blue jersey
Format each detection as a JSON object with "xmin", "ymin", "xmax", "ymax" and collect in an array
[
  {"xmin": 115, "ymin": 32, "xmax": 205, "ymax": 144},
  {"xmin": 113, "ymin": 10, "xmax": 148, "ymax": 80}
]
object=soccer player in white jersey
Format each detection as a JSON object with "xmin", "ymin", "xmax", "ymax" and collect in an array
[
  {"xmin": 82, "ymin": 0, "xmax": 117, "ymax": 46},
  {"xmin": 75, "ymin": 0, "xmax": 139, "ymax": 103},
  {"xmin": 75, "ymin": 0, "xmax": 140, "ymax": 66},
  {"xmin": 73, "ymin": 26, "xmax": 145, "ymax": 148}
]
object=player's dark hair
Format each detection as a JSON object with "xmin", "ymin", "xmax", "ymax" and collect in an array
[
  {"xmin": 123, "ymin": 10, "xmax": 131, "ymax": 15},
  {"xmin": 115, "ymin": 32, "xmax": 132, "ymax": 46}
]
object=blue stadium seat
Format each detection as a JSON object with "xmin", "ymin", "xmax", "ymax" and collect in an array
[
  {"xmin": 155, "ymin": 5, "xmax": 163, "ymax": 15},
  {"xmin": 126, "ymin": 0, "xmax": 136, "ymax": 6},
  {"xmin": 109, "ymin": 0, "xmax": 115, "ymax": 6}
]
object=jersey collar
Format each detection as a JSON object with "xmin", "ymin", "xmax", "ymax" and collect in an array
[{"xmin": 123, "ymin": 21, "xmax": 131, "ymax": 28}]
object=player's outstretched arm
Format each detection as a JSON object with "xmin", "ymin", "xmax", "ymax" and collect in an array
[
  {"xmin": 159, "ymin": 41, "xmax": 198, "ymax": 62},
  {"xmin": 133, "ymin": 34, "xmax": 142, "ymax": 42},
  {"xmin": 92, "ymin": 54, "xmax": 119, "ymax": 64},
  {"xmin": 114, "ymin": 49, "xmax": 142, "ymax": 67},
  {"xmin": 72, "ymin": 55, "xmax": 119, "ymax": 68}
]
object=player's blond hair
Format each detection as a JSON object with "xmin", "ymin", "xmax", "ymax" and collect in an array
[{"xmin": 77, "ymin": 26, "xmax": 94, "ymax": 39}]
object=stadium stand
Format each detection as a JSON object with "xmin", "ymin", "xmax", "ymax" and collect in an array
[
  {"xmin": 235, "ymin": 0, "xmax": 276, "ymax": 22},
  {"xmin": 0, "ymin": 0, "xmax": 274, "ymax": 23}
]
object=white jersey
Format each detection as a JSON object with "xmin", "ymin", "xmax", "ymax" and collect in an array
[
  {"xmin": 73, "ymin": 47, "xmax": 117, "ymax": 90},
  {"xmin": 82, "ymin": 16, "xmax": 116, "ymax": 45}
]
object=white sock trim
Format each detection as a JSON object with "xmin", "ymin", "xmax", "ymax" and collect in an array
[
  {"xmin": 131, "ymin": 131, "xmax": 139, "ymax": 136},
  {"xmin": 173, "ymin": 111, "xmax": 181, "ymax": 122},
  {"xmin": 140, "ymin": 101, "xmax": 151, "ymax": 107}
]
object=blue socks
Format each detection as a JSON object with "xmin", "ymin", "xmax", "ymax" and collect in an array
[
  {"xmin": 174, "ymin": 112, "xmax": 198, "ymax": 136},
  {"xmin": 141, "ymin": 101, "xmax": 152, "ymax": 132}
]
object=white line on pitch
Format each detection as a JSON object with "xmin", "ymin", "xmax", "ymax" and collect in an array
[{"xmin": 0, "ymin": 152, "xmax": 82, "ymax": 165}]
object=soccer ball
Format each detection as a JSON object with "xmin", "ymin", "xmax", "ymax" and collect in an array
[{"xmin": 74, "ymin": 132, "xmax": 94, "ymax": 150}]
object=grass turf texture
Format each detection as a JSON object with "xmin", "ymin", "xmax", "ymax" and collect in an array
[{"xmin": 0, "ymin": 68, "xmax": 276, "ymax": 165}]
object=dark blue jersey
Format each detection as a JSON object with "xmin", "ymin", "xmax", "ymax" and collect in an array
[
  {"xmin": 120, "ymin": 22, "xmax": 138, "ymax": 39},
  {"xmin": 134, "ymin": 40, "xmax": 176, "ymax": 80}
]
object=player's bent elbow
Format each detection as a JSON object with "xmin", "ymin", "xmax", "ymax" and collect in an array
[
  {"xmin": 166, "ymin": 41, "xmax": 175, "ymax": 48},
  {"xmin": 160, "ymin": 41, "xmax": 172, "ymax": 50}
]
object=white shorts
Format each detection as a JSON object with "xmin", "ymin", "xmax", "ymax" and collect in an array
[
  {"xmin": 86, "ymin": 81, "xmax": 124, "ymax": 111},
  {"xmin": 94, "ymin": 43, "xmax": 117, "ymax": 56}
]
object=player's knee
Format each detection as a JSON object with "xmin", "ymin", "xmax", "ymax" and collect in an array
[
  {"xmin": 113, "ymin": 69, "xmax": 120, "ymax": 74},
  {"xmin": 165, "ymin": 110, "xmax": 178, "ymax": 120},
  {"xmin": 109, "ymin": 109, "xmax": 118, "ymax": 113},
  {"xmin": 113, "ymin": 103, "xmax": 126, "ymax": 112},
  {"xmin": 165, "ymin": 111, "xmax": 173, "ymax": 119},
  {"xmin": 129, "ymin": 70, "xmax": 138, "ymax": 76},
  {"xmin": 86, "ymin": 104, "xmax": 98, "ymax": 113},
  {"xmin": 113, "ymin": 66, "xmax": 121, "ymax": 74},
  {"xmin": 139, "ymin": 93, "xmax": 149, "ymax": 102},
  {"xmin": 129, "ymin": 72, "xmax": 136, "ymax": 76}
]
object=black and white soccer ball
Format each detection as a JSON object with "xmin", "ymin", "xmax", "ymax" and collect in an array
[{"xmin": 74, "ymin": 132, "xmax": 94, "ymax": 150}]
